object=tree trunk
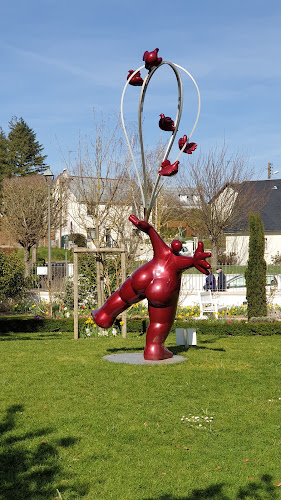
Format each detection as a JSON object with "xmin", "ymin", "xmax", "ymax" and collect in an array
[
  {"xmin": 31, "ymin": 245, "xmax": 37, "ymax": 266},
  {"xmin": 211, "ymin": 241, "xmax": 218, "ymax": 268},
  {"xmin": 23, "ymin": 246, "xmax": 31, "ymax": 277}
]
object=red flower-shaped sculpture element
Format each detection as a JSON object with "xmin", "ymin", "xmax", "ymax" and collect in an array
[
  {"xmin": 143, "ymin": 48, "xmax": 162, "ymax": 71},
  {"xmin": 158, "ymin": 159, "xmax": 179, "ymax": 176},
  {"xmin": 178, "ymin": 135, "xmax": 197, "ymax": 154},
  {"xmin": 159, "ymin": 114, "xmax": 175, "ymax": 132},
  {"xmin": 127, "ymin": 70, "xmax": 143, "ymax": 86}
]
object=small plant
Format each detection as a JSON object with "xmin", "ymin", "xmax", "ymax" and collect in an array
[
  {"xmin": 80, "ymin": 316, "xmax": 122, "ymax": 338},
  {"xmin": 271, "ymin": 252, "xmax": 281, "ymax": 265},
  {"xmin": 249, "ymin": 316, "xmax": 275, "ymax": 323},
  {"xmin": 181, "ymin": 412, "xmax": 214, "ymax": 430}
]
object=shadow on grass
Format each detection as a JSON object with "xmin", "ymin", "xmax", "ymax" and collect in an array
[
  {"xmin": 171, "ymin": 345, "xmax": 226, "ymax": 355},
  {"xmin": 0, "ymin": 404, "xmax": 88, "ymax": 499},
  {"xmin": 106, "ymin": 343, "xmax": 225, "ymax": 356},
  {"xmin": 107, "ymin": 346, "xmax": 145, "ymax": 354},
  {"xmin": 0, "ymin": 332, "xmax": 72, "ymax": 342},
  {"xmin": 142, "ymin": 474, "xmax": 279, "ymax": 499}
]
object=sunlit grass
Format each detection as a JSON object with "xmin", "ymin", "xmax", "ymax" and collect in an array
[{"xmin": 1, "ymin": 332, "xmax": 281, "ymax": 499}]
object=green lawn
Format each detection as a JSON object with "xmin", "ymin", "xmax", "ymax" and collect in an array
[{"xmin": 0, "ymin": 332, "xmax": 280, "ymax": 499}]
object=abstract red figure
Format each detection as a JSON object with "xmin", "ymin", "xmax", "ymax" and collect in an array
[
  {"xmin": 127, "ymin": 70, "xmax": 143, "ymax": 86},
  {"xmin": 178, "ymin": 135, "xmax": 197, "ymax": 154},
  {"xmin": 158, "ymin": 159, "xmax": 179, "ymax": 176},
  {"xmin": 92, "ymin": 215, "xmax": 211, "ymax": 360},
  {"xmin": 159, "ymin": 114, "xmax": 175, "ymax": 132},
  {"xmin": 143, "ymin": 48, "xmax": 162, "ymax": 70}
]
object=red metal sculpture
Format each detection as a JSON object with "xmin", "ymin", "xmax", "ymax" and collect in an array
[
  {"xmin": 158, "ymin": 159, "xmax": 179, "ymax": 176},
  {"xmin": 143, "ymin": 48, "xmax": 162, "ymax": 70},
  {"xmin": 159, "ymin": 114, "xmax": 175, "ymax": 132},
  {"xmin": 127, "ymin": 70, "xmax": 143, "ymax": 86},
  {"xmin": 92, "ymin": 215, "xmax": 211, "ymax": 360},
  {"xmin": 178, "ymin": 135, "xmax": 197, "ymax": 154},
  {"xmin": 98, "ymin": 48, "xmax": 206, "ymax": 360}
]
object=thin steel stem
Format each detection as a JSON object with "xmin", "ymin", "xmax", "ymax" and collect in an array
[
  {"xmin": 145, "ymin": 62, "xmax": 183, "ymax": 221},
  {"xmin": 120, "ymin": 66, "xmax": 146, "ymax": 208},
  {"xmin": 138, "ymin": 65, "xmax": 160, "ymax": 217},
  {"xmin": 173, "ymin": 63, "xmax": 201, "ymax": 163}
]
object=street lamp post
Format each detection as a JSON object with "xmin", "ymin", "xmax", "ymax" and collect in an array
[
  {"xmin": 43, "ymin": 168, "xmax": 54, "ymax": 288},
  {"xmin": 268, "ymin": 162, "xmax": 280, "ymax": 179}
]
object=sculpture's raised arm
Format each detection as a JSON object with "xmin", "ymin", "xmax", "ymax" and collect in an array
[{"xmin": 129, "ymin": 215, "xmax": 168, "ymax": 257}]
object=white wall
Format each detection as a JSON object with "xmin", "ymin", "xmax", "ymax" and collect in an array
[
  {"xmin": 226, "ymin": 235, "xmax": 249, "ymax": 265},
  {"xmin": 226, "ymin": 233, "xmax": 281, "ymax": 265},
  {"xmin": 55, "ymin": 186, "xmax": 134, "ymax": 249}
]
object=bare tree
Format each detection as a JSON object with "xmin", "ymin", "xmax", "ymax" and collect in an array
[
  {"xmin": 60, "ymin": 112, "xmax": 143, "ymax": 305},
  {"xmin": 1, "ymin": 175, "xmax": 62, "ymax": 276},
  {"xmin": 182, "ymin": 145, "xmax": 268, "ymax": 263}
]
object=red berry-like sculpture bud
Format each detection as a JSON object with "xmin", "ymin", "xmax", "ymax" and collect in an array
[
  {"xmin": 127, "ymin": 70, "xmax": 143, "ymax": 86},
  {"xmin": 143, "ymin": 48, "xmax": 162, "ymax": 70},
  {"xmin": 178, "ymin": 135, "xmax": 197, "ymax": 154},
  {"xmin": 158, "ymin": 159, "xmax": 179, "ymax": 176},
  {"xmin": 159, "ymin": 114, "xmax": 175, "ymax": 132}
]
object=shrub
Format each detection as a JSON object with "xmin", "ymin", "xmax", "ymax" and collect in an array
[
  {"xmin": 218, "ymin": 251, "xmax": 237, "ymax": 265},
  {"xmin": 69, "ymin": 233, "xmax": 87, "ymax": 247},
  {"xmin": 271, "ymin": 253, "xmax": 281, "ymax": 265},
  {"xmin": 59, "ymin": 275, "xmax": 97, "ymax": 310},
  {"xmin": 0, "ymin": 317, "xmax": 77, "ymax": 334},
  {"xmin": 245, "ymin": 212, "xmax": 267, "ymax": 319},
  {"xmin": 0, "ymin": 250, "xmax": 26, "ymax": 305}
]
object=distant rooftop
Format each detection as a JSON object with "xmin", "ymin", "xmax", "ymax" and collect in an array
[{"xmin": 225, "ymin": 179, "xmax": 281, "ymax": 233}]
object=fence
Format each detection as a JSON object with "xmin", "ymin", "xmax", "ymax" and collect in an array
[{"xmin": 29, "ymin": 259, "xmax": 281, "ymax": 310}]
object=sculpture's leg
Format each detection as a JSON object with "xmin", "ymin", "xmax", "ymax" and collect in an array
[
  {"xmin": 92, "ymin": 277, "xmax": 144, "ymax": 328},
  {"xmin": 144, "ymin": 303, "xmax": 177, "ymax": 360}
]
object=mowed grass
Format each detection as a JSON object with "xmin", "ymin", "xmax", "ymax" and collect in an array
[{"xmin": 0, "ymin": 331, "xmax": 280, "ymax": 499}]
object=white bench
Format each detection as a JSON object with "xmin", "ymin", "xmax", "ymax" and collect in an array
[{"xmin": 198, "ymin": 291, "xmax": 225, "ymax": 319}]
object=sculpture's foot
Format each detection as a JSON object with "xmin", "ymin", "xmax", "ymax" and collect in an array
[
  {"xmin": 91, "ymin": 309, "xmax": 115, "ymax": 329},
  {"xmin": 143, "ymin": 344, "xmax": 173, "ymax": 361}
]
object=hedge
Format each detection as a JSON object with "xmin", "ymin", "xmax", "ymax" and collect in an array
[
  {"xmin": 0, "ymin": 317, "xmax": 77, "ymax": 334},
  {"xmin": 1, "ymin": 317, "xmax": 281, "ymax": 337},
  {"xmin": 127, "ymin": 318, "xmax": 281, "ymax": 337}
]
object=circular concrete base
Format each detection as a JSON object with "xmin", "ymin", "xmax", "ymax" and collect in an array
[{"xmin": 103, "ymin": 353, "xmax": 187, "ymax": 365}]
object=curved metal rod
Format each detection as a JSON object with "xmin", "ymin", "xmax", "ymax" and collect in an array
[
  {"xmin": 120, "ymin": 65, "xmax": 146, "ymax": 208},
  {"xmin": 146, "ymin": 62, "xmax": 183, "ymax": 220},
  {"xmin": 147, "ymin": 64, "xmax": 201, "ymax": 217},
  {"xmin": 121, "ymin": 61, "xmax": 201, "ymax": 222},
  {"xmin": 173, "ymin": 63, "xmax": 201, "ymax": 163},
  {"xmin": 138, "ymin": 65, "xmax": 160, "ymax": 215},
  {"xmin": 162, "ymin": 62, "xmax": 184, "ymax": 161}
]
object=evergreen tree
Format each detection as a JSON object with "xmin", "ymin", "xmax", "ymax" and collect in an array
[
  {"xmin": 7, "ymin": 116, "xmax": 47, "ymax": 176},
  {"xmin": 245, "ymin": 212, "xmax": 267, "ymax": 319},
  {"xmin": 0, "ymin": 127, "xmax": 9, "ymax": 182}
]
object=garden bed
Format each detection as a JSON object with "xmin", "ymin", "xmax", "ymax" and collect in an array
[{"xmin": 1, "ymin": 316, "xmax": 281, "ymax": 338}]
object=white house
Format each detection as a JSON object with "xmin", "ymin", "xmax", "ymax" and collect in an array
[
  {"xmin": 54, "ymin": 170, "xmax": 137, "ymax": 250},
  {"xmin": 225, "ymin": 179, "xmax": 281, "ymax": 264}
]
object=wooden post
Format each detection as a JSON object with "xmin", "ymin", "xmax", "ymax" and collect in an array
[
  {"xmin": 100, "ymin": 253, "xmax": 105, "ymax": 305},
  {"xmin": 96, "ymin": 249, "xmax": 102, "ymax": 309},
  {"xmin": 121, "ymin": 245, "xmax": 127, "ymax": 338},
  {"xmin": 73, "ymin": 247, "xmax": 79, "ymax": 339}
]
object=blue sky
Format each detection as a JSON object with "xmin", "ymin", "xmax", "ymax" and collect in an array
[{"xmin": 1, "ymin": 0, "xmax": 281, "ymax": 180}]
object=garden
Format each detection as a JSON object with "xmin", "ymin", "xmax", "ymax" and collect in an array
[
  {"xmin": 1, "ymin": 327, "xmax": 281, "ymax": 499},
  {"xmin": 1, "ymin": 247, "xmax": 281, "ymax": 498}
]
